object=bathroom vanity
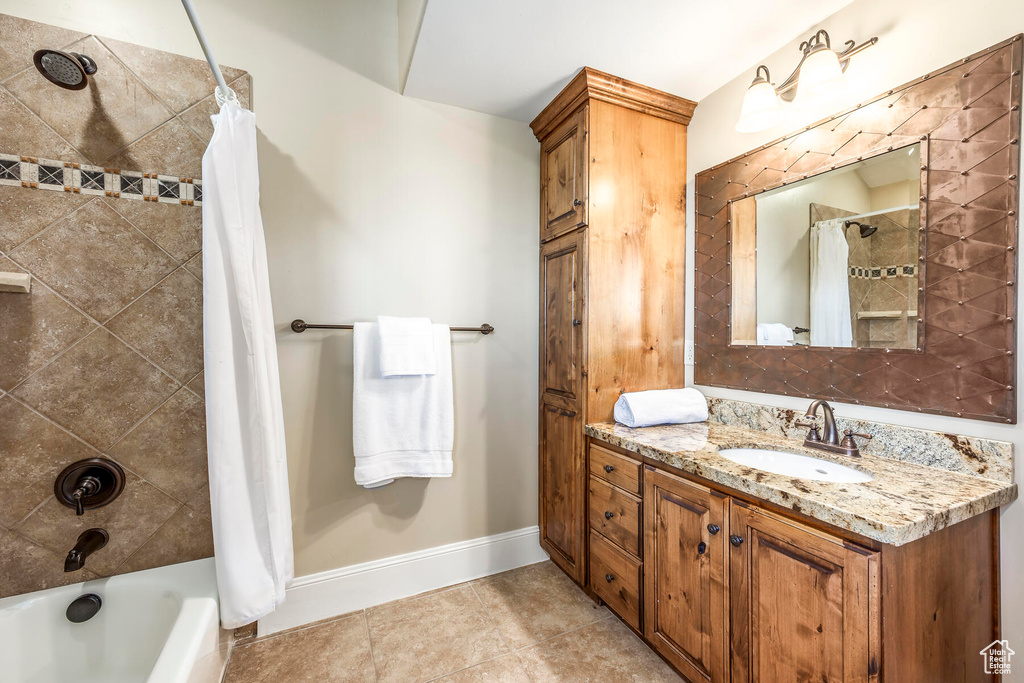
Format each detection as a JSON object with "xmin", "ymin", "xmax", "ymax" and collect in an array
[{"xmin": 584, "ymin": 414, "xmax": 1015, "ymax": 683}]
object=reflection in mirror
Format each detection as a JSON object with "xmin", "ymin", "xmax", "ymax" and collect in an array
[{"xmin": 730, "ymin": 143, "xmax": 921, "ymax": 349}]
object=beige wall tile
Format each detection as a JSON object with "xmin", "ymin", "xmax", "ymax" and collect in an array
[
  {"xmin": 472, "ymin": 561, "xmax": 607, "ymax": 649},
  {"xmin": 0, "ymin": 396, "xmax": 98, "ymax": 528},
  {"xmin": 0, "ymin": 89, "xmax": 85, "ymax": 163},
  {"xmin": 11, "ymin": 329, "xmax": 178, "ymax": 449},
  {"xmin": 185, "ymin": 370, "xmax": 205, "ymax": 399},
  {"xmin": 0, "ymin": 14, "xmax": 86, "ymax": 81},
  {"xmin": 5, "ymin": 36, "xmax": 173, "ymax": 164},
  {"xmin": 106, "ymin": 268, "xmax": 202, "ymax": 382},
  {"xmin": 0, "ymin": 256, "xmax": 95, "ymax": 390},
  {"xmin": 366, "ymin": 585, "xmax": 508, "ymax": 683},
  {"xmin": 116, "ymin": 503, "xmax": 213, "ymax": 574},
  {"xmin": 108, "ymin": 197, "xmax": 202, "ymax": 262},
  {"xmin": 99, "ymin": 36, "xmax": 245, "ymax": 114},
  {"xmin": 224, "ymin": 613, "xmax": 376, "ymax": 683},
  {"xmin": 107, "ymin": 388, "xmax": 208, "ymax": 507},
  {"xmin": 9, "ymin": 199, "xmax": 177, "ymax": 322},
  {"xmin": 103, "ymin": 118, "xmax": 206, "ymax": 178},
  {"xmin": 0, "ymin": 527, "xmax": 98, "ymax": 599},
  {"xmin": 0, "ymin": 185, "xmax": 91, "ymax": 252},
  {"xmin": 15, "ymin": 467, "xmax": 181, "ymax": 576},
  {"xmin": 183, "ymin": 250, "xmax": 203, "ymax": 281}
]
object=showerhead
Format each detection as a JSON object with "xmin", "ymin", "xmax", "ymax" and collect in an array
[
  {"xmin": 33, "ymin": 49, "xmax": 98, "ymax": 90},
  {"xmin": 845, "ymin": 220, "xmax": 878, "ymax": 238}
]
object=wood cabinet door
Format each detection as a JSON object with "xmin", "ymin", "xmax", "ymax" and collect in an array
[
  {"xmin": 540, "ymin": 230, "xmax": 585, "ymax": 401},
  {"xmin": 729, "ymin": 503, "xmax": 880, "ymax": 683},
  {"xmin": 539, "ymin": 401, "xmax": 584, "ymax": 582},
  {"xmin": 643, "ymin": 467, "xmax": 727, "ymax": 683},
  {"xmin": 540, "ymin": 106, "xmax": 588, "ymax": 241}
]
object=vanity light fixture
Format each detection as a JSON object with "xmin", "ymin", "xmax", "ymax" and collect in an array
[{"xmin": 735, "ymin": 29, "xmax": 878, "ymax": 133}]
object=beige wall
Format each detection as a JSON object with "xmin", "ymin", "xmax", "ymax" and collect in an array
[
  {"xmin": 0, "ymin": 0, "xmax": 540, "ymax": 578},
  {"xmin": 685, "ymin": 0, "xmax": 1024, "ymax": 666}
]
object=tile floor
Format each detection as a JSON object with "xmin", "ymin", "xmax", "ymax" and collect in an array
[{"xmin": 223, "ymin": 561, "xmax": 682, "ymax": 682}]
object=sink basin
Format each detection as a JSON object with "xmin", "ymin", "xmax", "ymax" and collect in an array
[{"xmin": 717, "ymin": 448, "xmax": 874, "ymax": 483}]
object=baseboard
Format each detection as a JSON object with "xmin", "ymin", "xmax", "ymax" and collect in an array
[{"xmin": 258, "ymin": 526, "xmax": 548, "ymax": 636}]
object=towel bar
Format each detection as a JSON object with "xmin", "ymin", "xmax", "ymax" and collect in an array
[{"xmin": 290, "ymin": 319, "xmax": 494, "ymax": 335}]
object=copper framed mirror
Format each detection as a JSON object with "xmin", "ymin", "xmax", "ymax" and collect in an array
[{"xmin": 694, "ymin": 36, "xmax": 1021, "ymax": 423}]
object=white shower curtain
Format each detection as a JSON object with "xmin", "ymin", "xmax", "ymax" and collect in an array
[
  {"xmin": 203, "ymin": 102, "xmax": 294, "ymax": 628},
  {"xmin": 809, "ymin": 218, "xmax": 854, "ymax": 348}
]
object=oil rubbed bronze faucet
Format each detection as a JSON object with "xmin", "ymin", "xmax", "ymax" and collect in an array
[
  {"xmin": 795, "ymin": 399, "xmax": 872, "ymax": 457},
  {"xmin": 65, "ymin": 529, "xmax": 109, "ymax": 572}
]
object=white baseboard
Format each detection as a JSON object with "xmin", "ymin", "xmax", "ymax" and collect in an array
[{"xmin": 258, "ymin": 526, "xmax": 548, "ymax": 637}]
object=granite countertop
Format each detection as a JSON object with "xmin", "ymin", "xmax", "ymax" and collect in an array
[{"xmin": 585, "ymin": 421, "xmax": 1017, "ymax": 546}]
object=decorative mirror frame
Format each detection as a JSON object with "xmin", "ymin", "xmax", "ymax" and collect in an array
[{"xmin": 694, "ymin": 36, "xmax": 1022, "ymax": 423}]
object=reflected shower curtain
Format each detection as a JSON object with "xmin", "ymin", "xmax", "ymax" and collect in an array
[
  {"xmin": 809, "ymin": 218, "xmax": 854, "ymax": 348},
  {"xmin": 203, "ymin": 103, "xmax": 293, "ymax": 627}
]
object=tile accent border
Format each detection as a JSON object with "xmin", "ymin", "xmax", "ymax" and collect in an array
[
  {"xmin": 0, "ymin": 152, "xmax": 201, "ymax": 206},
  {"xmin": 257, "ymin": 526, "xmax": 548, "ymax": 638},
  {"xmin": 706, "ymin": 396, "xmax": 1014, "ymax": 483}
]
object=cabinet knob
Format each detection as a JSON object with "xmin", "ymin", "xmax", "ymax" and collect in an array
[
  {"xmin": 573, "ymin": 198, "xmax": 583, "ymax": 208},
  {"xmin": 604, "ymin": 465, "xmax": 615, "ymax": 473},
  {"xmin": 730, "ymin": 535, "xmax": 744, "ymax": 547},
  {"xmin": 572, "ymin": 319, "xmax": 582, "ymax": 326},
  {"xmin": 707, "ymin": 524, "xmax": 720, "ymax": 535},
  {"xmin": 697, "ymin": 541, "xmax": 707, "ymax": 555},
  {"xmin": 605, "ymin": 573, "xmax": 615, "ymax": 583},
  {"xmin": 604, "ymin": 511, "xmax": 614, "ymax": 520}
]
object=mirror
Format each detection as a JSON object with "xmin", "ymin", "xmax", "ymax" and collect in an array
[{"xmin": 730, "ymin": 143, "xmax": 922, "ymax": 349}]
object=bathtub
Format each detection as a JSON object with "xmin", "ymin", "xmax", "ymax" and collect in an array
[{"xmin": 0, "ymin": 558, "xmax": 229, "ymax": 683}]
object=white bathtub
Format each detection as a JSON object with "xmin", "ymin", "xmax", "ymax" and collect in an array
[{"xmin": 0, "ymin": 558, "xmax": 229, "ymax": 683}]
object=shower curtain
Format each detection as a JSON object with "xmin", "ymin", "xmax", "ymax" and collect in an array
[
  {"xmin": 203, "ymin": 102, "xmax": 293, "ymax": 628},
  {"xmin": 809, "ymin": 218, "xmax": 854, "ymax": 348}
]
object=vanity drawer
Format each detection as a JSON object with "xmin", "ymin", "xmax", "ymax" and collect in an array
[
  {"xmin": 589, "ymin": 444, "xmax": 641, "ymax": 495},
  {"xmin": 589, "ymin": 529, "xmax": 642, "ymax": 631},
  {"xmin": 589, "ymin": 476, "xmax": 641, "ymax": 556}
]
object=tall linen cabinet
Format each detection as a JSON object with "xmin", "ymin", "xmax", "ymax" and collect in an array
[{"xmin": 531, "ymin": 68, "xmax": 695, "ymax": 584}]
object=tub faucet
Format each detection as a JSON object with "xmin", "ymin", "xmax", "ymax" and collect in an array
[
  {"xmin": 65, "ymin": 528, "xmax": 109, "ymax": 572},
  {"xmin": 795, "ymin": 399, "xmax": 872, "ymax": 458}
]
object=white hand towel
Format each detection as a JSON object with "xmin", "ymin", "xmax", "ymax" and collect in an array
[
  {"xmin": 378, "ymin": 315, "xmax": 436, "ymax": 377},
  {"xmin": 353, "ymin": 322, "xmax": 453, "ymax": 488},
  {"xmin": 756, "ymin": 323, "xmax": 794, "ymax": 346},
  {"xmin": 613, "ymin": 388, "xmax": 708, "ymax": 428}
]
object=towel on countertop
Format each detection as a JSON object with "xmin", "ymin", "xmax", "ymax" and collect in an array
[
  {"xmin": 613, "ymin": 388, "xmax": 708, "ymax": 428},
  {"xmin": 353, "ymin": 322, "xmax": 454, "ymax": 488},
  {"xmin": 756, "ymin": 323, "xmax": 794, "ymax": 346},
  {"xmin": 378, "ymin": 315, "xmax": 436, "ymax": 377}
]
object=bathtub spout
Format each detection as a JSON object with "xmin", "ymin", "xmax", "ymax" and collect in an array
[{"xmin": 65, "ymin": 528, "xmax": 109, "ymax": 572}]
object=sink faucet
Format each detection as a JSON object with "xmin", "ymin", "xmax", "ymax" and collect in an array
[
  {"xmin": 795, "ymin": 400, "xmax": 872, "ymax": 458},
  {"xmin": 65, "ymin": 528, "xmax": 109, "ymax": 572}
]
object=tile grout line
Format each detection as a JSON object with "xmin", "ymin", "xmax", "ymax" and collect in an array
[
  {"xmin": 108, "ymin": 501, "xmax": 187, "ymax": 575},
  {"xmin": 466, "ymin": 582, "xmax": 536, "ymax": 683},
  {"xmin": 102, "ymin": 196, "xmax": 198, "ymax": 268},
  {"xmin": 363, "ymin": 609, "xmax": 381, "ymax": 683}
]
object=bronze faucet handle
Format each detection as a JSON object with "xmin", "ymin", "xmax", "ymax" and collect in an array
[
  {"xmin": 843, "ymin": 429, "xmax": 872, "ymax": 440},
  {"xmin": 795, "ymin": 418, "xmax": 821, "ymax": 442},
  {"xmin": 839, "ymin": 429, "xmax": 872, "ymax": 456}
]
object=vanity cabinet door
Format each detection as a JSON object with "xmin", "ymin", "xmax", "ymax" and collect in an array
[
  {"xmin": 539, "ymin": 401, "xmax": 584, "ymax": 583},
  {"xmin": 540, "ymin": 230, "xmax": 585, "ymax": 400},
  {"xmin": 729, "ymin": 502, "xmax": 880, "ymax": 683},
  {"xmin": 643, "ymin": 467, "xmax": 726, "ymax": 683},
  {"xmin": 540, "ymin": 105, "xmax": 588, "ymax": 241}
]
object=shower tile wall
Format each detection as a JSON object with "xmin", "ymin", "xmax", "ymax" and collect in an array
[{"xmin": 0, "ymin": 13, "xmax": 250, "ymax": 598}]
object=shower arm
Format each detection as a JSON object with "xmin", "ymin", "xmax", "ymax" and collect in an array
[{"xmin": 180, "ymin": 0, "xmax": 237, "ymax": 106}]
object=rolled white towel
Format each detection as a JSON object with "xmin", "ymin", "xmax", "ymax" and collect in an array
[{"xmin": 613, "ymin": 388, "xmax": 708, "ymax": 428}]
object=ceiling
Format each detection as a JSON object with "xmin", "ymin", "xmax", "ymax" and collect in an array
[{"xmin": 402, "ymin": 0, "xmax": 857, "ymax": 123}]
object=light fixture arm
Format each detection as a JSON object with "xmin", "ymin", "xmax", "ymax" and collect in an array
[{"xmin": 758, "ymin": 30, "xmax": 877, "ymax": 102}]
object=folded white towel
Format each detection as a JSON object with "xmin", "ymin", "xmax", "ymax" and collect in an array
[
  {"xmin": 353, "ymin": 322, "xmax": 453, "ymax": 488},
  {"xmin": 756, "ymin": 323, "xmax": 794, "ymax": 346},
  {"xmin": 378, "ymin": 315, "xmax": 436, "ymax": 377},
  {"xmin": 613, "ymin": 388, "xmax": 708, "ymax": 428}
]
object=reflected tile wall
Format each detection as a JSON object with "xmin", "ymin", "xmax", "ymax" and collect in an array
[{"xmin": 0, "ymin": 12, "xmax": 250, "ymax": 598}]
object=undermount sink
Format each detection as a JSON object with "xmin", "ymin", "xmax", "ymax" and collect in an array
[{"xmin": 717, "ymin": 448, "xmax": 874, "ymax": 483}]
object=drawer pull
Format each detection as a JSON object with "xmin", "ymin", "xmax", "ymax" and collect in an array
[
  {"xmin": 604, "ymin": 464, "xmax": 615, "ymax": 473},
  {"xmin": 707, "ymin": 524, "xmax": 720, "ymax": 535},
  {"xmin": 574, "ymin": 198, "xmax": 583, "ymax": 207},
  {"xmin": 605, "ymin": 573, "xmax": 615, "ymax": 583},
  {"xmin": 730, "ymin": 534, "xmax": 745, "ymax": 547},
  {"xmin": 697, "ymin": 541, "xmax": 707, "ymax": 555},
  {"xmin": 604, "ymin": 511, "xmax": 614, "ymax": 520}
]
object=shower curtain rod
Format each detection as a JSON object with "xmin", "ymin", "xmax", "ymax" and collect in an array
[
  {"xmin": 180, "ymin": 0, "xmax": 234, "ymax": 102},
  {"xmin": 840, "ymin": 203, "xmax": 919, "ymax": 223},
  {"xmin": 291, "ymin": 320, "xmax": 495, "ymax": 335}
]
